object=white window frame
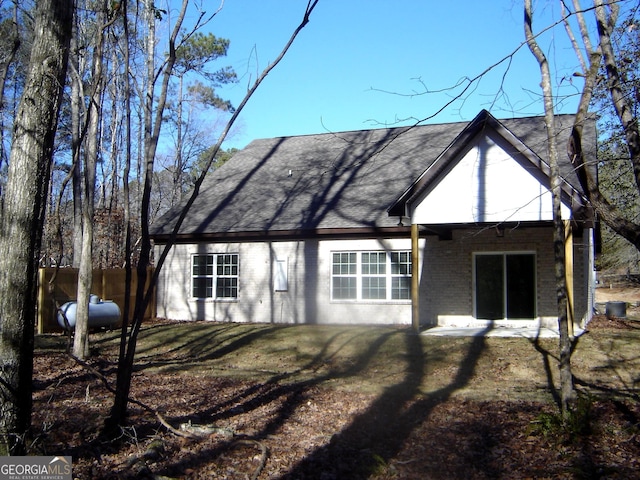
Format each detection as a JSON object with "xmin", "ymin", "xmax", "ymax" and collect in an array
[
  {"xmin": 331, "ymin": 250, "xmax": 412, "ymax": 302},
  {"xmin": 191, "ymin": 253, "xmax": 239, "ymax": 300},
  {"xmin": 390, "ymin": 251, "xmax": 412, "ymax": 300}
]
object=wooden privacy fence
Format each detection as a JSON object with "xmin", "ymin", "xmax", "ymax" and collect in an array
[{"xmin": 37, "ymin": 267, "xmax": 155, "ymax": 334}]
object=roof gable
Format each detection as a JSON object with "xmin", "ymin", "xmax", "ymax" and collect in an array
[
  {"xmin": 388, "ymin": 110, "xmax": 585, "ymax": 221},
  {"xmin": 151, "ymin": 111, "xmax": 593, "ymax": 241},
  {"xmin": 410, "ymin": 131, "xmax": 571, "ymax": 223}
]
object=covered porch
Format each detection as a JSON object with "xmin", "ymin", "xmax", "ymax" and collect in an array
[{"xmin": 407, "ymin": 220, "xmax": 591, "ymax": 336}]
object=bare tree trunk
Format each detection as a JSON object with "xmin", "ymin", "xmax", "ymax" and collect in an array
[
  {"xmin": 107, "ymin": 0, "xmax": 188, "ymax": 431},
  {"xmin": 172, "ymin": 73, "xmax": 185, "ymax": 206},
  {"xmin": 525, "ymin": 0, "xmax": 576, "ymax": 417},
  {"xmin": 69, "ymin": 9, "xmax": 85, "ymax": 268},
  {"xmin": 568, "ymin": 1, "xmax": 640, "ymax": 251},
  {"xmin": 105, "ymin": 0, "xmax": 320, "ymax": 433},
  {"xmin": 73, "ymin": 5, "xmax": 107, "ymax": 360},
  {"xmin": 119, "ymin": 0, "xmax": 133, "ymax": 376},
  {"xmin": 107, "ymin": 50, "xmax": 122, "ymax": 213},
  {"xmin": 0, "ymin": 0, "xmax": 73, "ymax": 455},
  {"xmin": 594, "ymin": 2, "xmax": 640, "ymax": 187},
  {"xmin": 0, "ymin": 0, "xmax": 21, "ymax": 173}
]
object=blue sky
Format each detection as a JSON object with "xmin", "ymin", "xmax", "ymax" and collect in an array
[{"xmin": 194, "ymin": 1, "xmax": 587, "ymax": 149}]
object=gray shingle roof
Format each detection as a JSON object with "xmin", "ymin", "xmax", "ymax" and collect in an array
[{"xmin": 151, "ymin": 110, "xmax": 594, "ymax": 240}]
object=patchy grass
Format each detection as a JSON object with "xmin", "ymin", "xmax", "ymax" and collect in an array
[
  {"xmin": 32, "ymin": 319, "xmax": 640, "ymax": 479},
  {"xmin": 36, "ymin": 318, "xmax": 640, "ymax": 402}
]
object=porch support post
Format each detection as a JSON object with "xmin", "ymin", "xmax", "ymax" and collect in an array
[
  {"xmin": 564, "ymin": 220, "xmax": 575, "ymax": 336},
  {"xmin": 411, "ymin": 223, "xmax": 420, "ymax": 332}
]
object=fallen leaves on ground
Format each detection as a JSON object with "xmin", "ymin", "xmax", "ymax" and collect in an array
[{"xmin": 31, "ymin": 320, "xmax": 640, "ymax": 480}]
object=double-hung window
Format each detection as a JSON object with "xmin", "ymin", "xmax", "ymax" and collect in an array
[
  {"xmin": 192, "ymin": 254, "xmax": 239, "ymax": 299},
  {"xmin": 332, "ymin": 252, "xmax": 357, "ymax": 300},
  {"xmin": 390, "ymin": 251, "xmax": 411, "ymax": 300},
  {"xmin": 362, "ymin": 252, "xmax": 387, "ymax": 299},
  {"xmin": 331, "ymin": 251, "xmax": 411, "ymax": 301}
]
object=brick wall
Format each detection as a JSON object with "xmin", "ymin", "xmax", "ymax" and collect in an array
[{"xmin": 419, "ymin": 226, "xmax": 591, "ymax": 327}]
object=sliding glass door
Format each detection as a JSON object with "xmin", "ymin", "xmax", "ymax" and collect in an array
[{"xmin": 475, "ymin": 253, "xmax": 536, "ymax": 320}]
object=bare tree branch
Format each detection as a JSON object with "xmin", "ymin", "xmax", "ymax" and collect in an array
[
  {"xmin": 107, "ymin": 0, "xmax": 321, "ymax": 432},
  {"xmin": 525, "ymin": 0, "xmax": 576, "ymax": 417},
  {"xmin": 562, "ymin": 0, "xmax": 589, "ymax": 74}
]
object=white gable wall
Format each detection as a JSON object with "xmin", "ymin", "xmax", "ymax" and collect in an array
[{"xmin": 410, "ymin": 134, "xmax": 572, "ymax": 224}]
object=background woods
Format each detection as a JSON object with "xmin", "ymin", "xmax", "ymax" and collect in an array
[
  {"xmin": 1, "ymin": 0, "xmax": 640, "ymax": 472},
  {"xmin": 1, "ymin": 0, "xmax": 238, "ymax": 270},
  {"xmin": 0, "ymin": 0, "xmax": 289, "ymax": 451}
]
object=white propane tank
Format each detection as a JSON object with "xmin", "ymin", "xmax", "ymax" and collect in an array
[{"xmin": 57, "ymin": 294, "xmax": 121, "ymax": 329}]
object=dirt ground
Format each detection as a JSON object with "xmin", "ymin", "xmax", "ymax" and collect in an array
[
  {"xmin": 595, "ymin": 285, "xmax": 640, "ymax": 304},
  {"xmin": 595, "ymin": 284, "xmax": 640, "ymax": 318},
  {"xmin": 31, "ymin": 313, "xmax": 640, "ymax": 480}
]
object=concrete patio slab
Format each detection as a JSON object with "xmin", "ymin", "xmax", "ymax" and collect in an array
[{"xmin": 421, "ymin": 325, "xmax": 585, "ymax": 338}]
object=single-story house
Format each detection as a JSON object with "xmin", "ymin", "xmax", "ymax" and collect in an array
[{"xmin": 150, "ymin": 110, "xmax": 597, "ymax": 330}]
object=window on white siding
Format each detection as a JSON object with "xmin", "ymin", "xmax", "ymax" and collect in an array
[
  {"xmin": 332, "ymin": 252, "xmax": 357, "ymax": 299},
  {"xmin": 192, "ymin": 254, "xmax": 239, "ymax": 299},
  {"xmin": 390, "ymin": 251, "xmax": 412, "ymax": 300},
  {"xmin": 331, "ymin": 251, "xmax": 411, "ymax": 301},
  {"xmin": 362, "ymin": 252, "xmax": 386, "ymax": 299}
]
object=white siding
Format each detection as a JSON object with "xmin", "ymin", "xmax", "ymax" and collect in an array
[
  {"xmin": 410, "ymin": 135, "xmax": 571, "ymax": 224},
  {"xmin": 155, "ymin": 237, "xmax": 422, "ymax": 325}
]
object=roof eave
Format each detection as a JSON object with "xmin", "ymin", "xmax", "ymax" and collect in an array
[{"xmin": 151, "ymin": 225, "xmax": 414, "ymax": 244}]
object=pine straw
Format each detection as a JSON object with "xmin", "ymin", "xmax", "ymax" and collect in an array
[{"xmin": 31, "ymin": 320, "xmax": 640, "ymax": 479}]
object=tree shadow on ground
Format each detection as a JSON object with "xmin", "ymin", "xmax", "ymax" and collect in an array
[
  {"xmin": 529, "ymin": 328, "xmax": 640, "ymax": 407},
  {"xmin": 278, "ymin": 327, "xmax": 494, "ymax": 479},
  {"xmin": 153, "ymin": 324, "xmax": 494, "ymax": 479},
  {"xmin": 131, "ymin": 323, "xmax": 287, "ymax": 370},
  {"xmin": 527, "ymin": 335, "xmax": 562, "ymax": 407}
]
